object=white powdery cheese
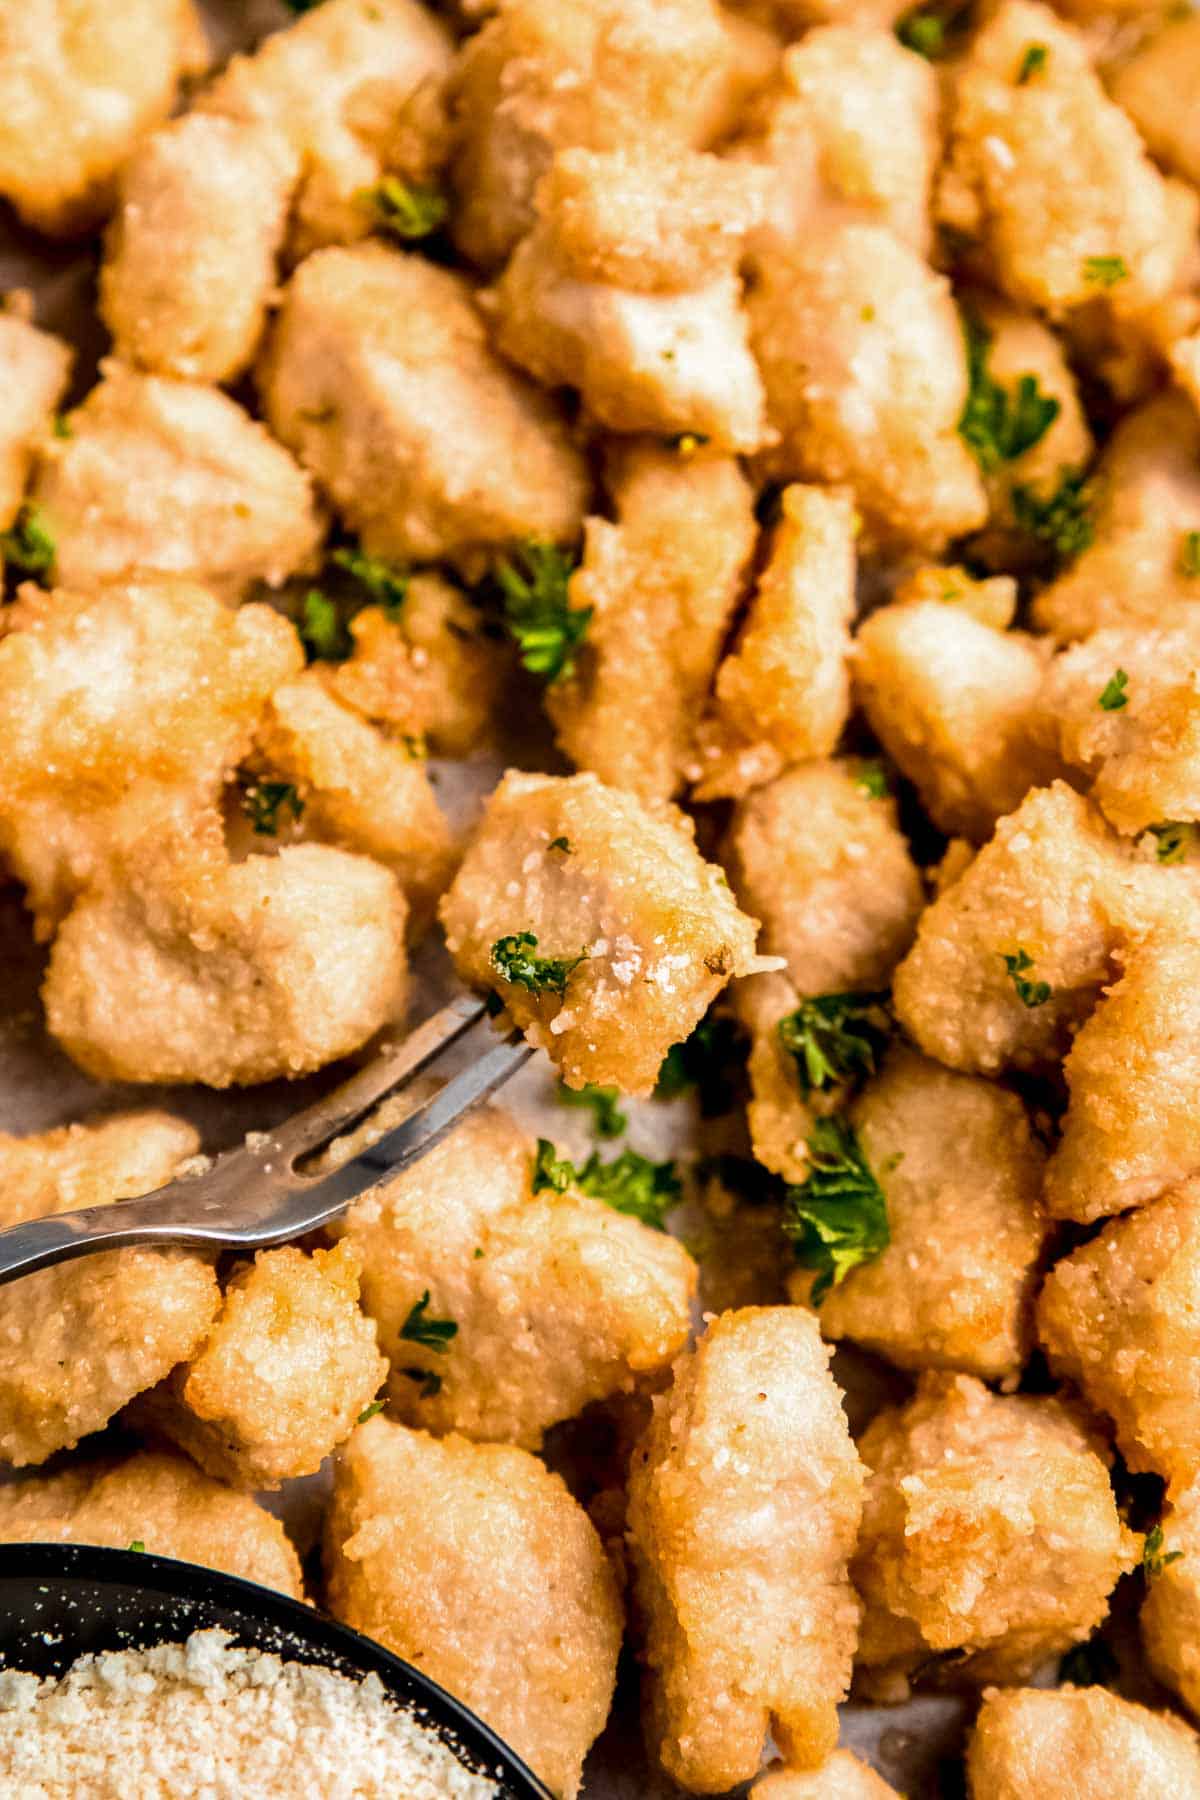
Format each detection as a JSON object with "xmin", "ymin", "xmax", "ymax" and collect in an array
[{"xmin": 0, "ymin": 1627, "xmax": 500, "ymax": 1799}]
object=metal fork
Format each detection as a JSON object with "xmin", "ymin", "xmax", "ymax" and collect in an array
[{"xmin": 0, "ymin": 996, "xmax": 531, "ymax": 1288}]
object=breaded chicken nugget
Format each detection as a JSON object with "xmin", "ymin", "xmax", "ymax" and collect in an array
[
  {"xmin": 132, "ymin": 1242, "xmax": 385, "ymax": 1491},
  {"xmin": 254, "ymin": 670, "xmax": 455, "ymax": 932},
  {"xmin": 258, "ymin": 244, "xmax": 588, "ymax": 571},
  {"xmin": 0, "ymin": 0, "xmax": 206, "ymax": 236},
  {"xmin": 441, "ymin": 769, "xmax": 761, "ymax": 1094},
  {"xmin": 0, "ymin": 310, "xmax": 71, "ymax": 529},
  {"xmin": 332, "ymin": 1107, "xmax": 695, "ymax": 1447},
  {"xmin": 938, "ymin": 0, "xmax": 1190, "ymax": 320},
  {"xmin": 1031, "ymin": 394, "xmax": 1200, "ymax": 640},
  {"xmin": 1038, "ymin": 1179, "xmax": 1200, "ymax": 1484},
  {"xmin": 44, "ymin": 823, "xmax": 408, "ymax": 1087},
  {"xmin": 1141, "ymin": 1479, "xmax": 1200, "ymax": 1722},
  {"xmin": 325, "ymin": 1414, "xmax": 622, "ymax": 1798},
  {"xmin": 690, "ymin": 485, "xmax": 856, "ymax": 804},
  {"xmin": 31, "ymin": 362, "xmax": 323, "ymax": 600},
  {"xmin": 748, "ymin": 220, "xmax": 986, "ymax": 553},
  {"xmin": 547, "ymin": 442, "xmax": 757, "ymax": 803},
  {"xmin": 966, "ymin": 1685, "xmax": 1200, "ymax": 1798},
  {"xmin": 198, "ymin": 0, "xmax": 454, "ymax": 260},
  {"xmin": 0, "ymin": 578, "xmax": 302, "ymax": 934},
  {"xmin": 627, "ymin": 1307, "xmax": 864, "ymax": 1789},
  {"xmin": 752, "ymin": 1753, "xmax": 901, "ymax": 1799},
  {"xmin": 1112, "ymin": 13, "xmax": 1200, "ymax": 190},
  {"xmin": 0, "ymin": 1451, "xmax": 304, "ymax": 1598},
  {"xmin": 853, "ymin": 1373, "xmax": 1139, "ymax": 1695},
  {"xmin": 795, "ymin": 1047, "xmax": 1048, "ymax": 1382},
  {"xmin": 100, "ymin": 114, "xmax": 299, "ymax": 384},
  {"xmin": 491, "ymin": 148, "xmax": 769, "ymax": 451}
]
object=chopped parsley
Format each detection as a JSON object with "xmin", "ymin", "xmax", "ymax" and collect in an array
[
  {"xmin": 1098, "ymin": 668, "xmax": 1129, "ymax": 711},
  {"xmin": 547, "ymin": 836, "xmax": 572, "ymax": 854},
  {"xmin": 1011, "ymin": 469, "xmax": 1094, "ymax": 567},
  {"xmin": 1083, "ymin": 255, "xmax": 1129, "ymax": 288},
  {"xmin": 240, "ymin": 780, "xmax": 305, "ymax": 837},
  {"xmin": 897, "ymin": 5, "xmax": 946, "ymax": 54},
  {"xmin": 1003, "ymin": 948, "xmax": 1052, "ymax": 1008},
  {"xmin": 1143, "ymin": 1523, "xmax": 1184, "ymax": 1580},
  {"xmin": 401, "ymin": 1366, "xmax": 443, "ymax": 1399},
  {"xmin": 52, "ymin": 412, "xmax": 72, "ymax": 439},
  {"xmin": 654, "ymin": 1013, "xmax": 748, "ymax": 1116},
  {"xmin": 856, "ymin": 760, "xmax": 891, "ymax": 799},
  {"xmin": 490, "ymin": 932, "xmax": 586, "ymax": 997},
  {"xmin": 778, "ymin": 993, "xmax": 891, "ymax": 1097},
  {"xmin": 1058, "ymin": 1636, "xmax": 1118, "ymax": 1687},
  {"xmin": 557, "ymin": 1080, "xmax": 627, "ymax": 1140},
  {"xmin": 398, "ymin": 1290, "xmax": 458, "ymax": 1353},
  {"xmin": 1017, "ymin": 41, "xmax": 1048, "ymax": 80},
  {"xmin": 361, "ymin": 176, "xmax": 448, "ymax": 241},
  {"xmin": 1181, "ymin": 531, "xmax": 1200, "ymax": 578},
  {"xmin": 531, "ymin": 1139, "xmax": 682, "ymax": 1229},
  {"xmin": 0, "ymin": 504, "xmax": 55, "ymax": 580},
  {"xmin": 667, "ymin": 432, "xmax": 710, "ymax": 454},
  {"xmin": 959, "ymin": 311, "xmax": 1061, "ymax": 474},
  {"xmin": 127, "ymin": 1540, "xmax": 146, "ymax": 1554},
  {"xmin": 495, "ymin": 540, "xmax": 590, "ymax": 683},
  {"xmin": 299, "ymin": 588, "xmax": 349, "ymax": 662},
  {"xmin": 402, "ymin": 732, "xmax": 427, "ymax": 760},
  {"xmin": 357, "ymin": 1400, "xmax": 385, "ymax": 1424},
  {"xmin": 331, "ymin": 544, "xmax": 407, "ymax": 618},
  {"xmin": 783, "ymin": 1118, "xmax": 890, "ymax": 1304},
  {"xmin": 1149, "ymin": 821, "xmax": 1196, "ymax": 864},
  {"xmin": 532, "ymin": 1138, "xmax": 575, "ymax": 1193}
]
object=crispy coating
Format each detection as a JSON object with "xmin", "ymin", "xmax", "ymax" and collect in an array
[
  {"xmin": 853, "ymin": 593, "xmax": 1055, "ymax": 841},
  {"xmin": 1140, "ymin": 1479, "xmax": 1200, "ymax": 1722},
  {"xmin": 891, "ymin": 782, "xmax": 1148, "ymax": 1074},
  {"xmin": 0, "ymin": 311, "xmax": 71, "ymax": 529},
  {"xmin": 1111, "ymin": 14, "xmax": 1200, "ymax": 191},
  {"xmin": 32, "ymin": 362, "xmax": 323, "ymax": 600},
  {"xmin": 198, "ymin": 0, "xmax": 454, "ymax": 260},
  {"xmin": 966, "ymin": 1686, "xmax": 1200, "ymax": 1798},
  {"xmin": 254, "ymin": 670, "xmax": 455, "ymax": 931},
  {"xmin": 853, "ymin": 1373, "xmax": 1139, "ymax": 1693},
  {"xmin": 332, "ymin": 1107, "xmax": 695, "ymax": 1447},
  {"xmin": 44, "ymin": 825, "xmax": 408, "ymax": 1087},
  {"xmin": 258, "ymin": 243, "xmax": 588, "ymax": 570},
  {"xmin": 447, "ymin": 0, "xmax": 758, "ymax": 269},
  {"xmin": 547, "ymin": 442, "xmax": 757, "ymax": 802},
  {"xmin": 1038, "ymin": 1178, "xmax": 1200, "ymax": 1484},
  {"xmin": 100, "ymin": 114, "xmax": 299, "ymax": 384},
  {"xmin": 491, "ymin": 148, "xmax": 768, "ymax": 450},
  {"xmin": 0, "ymin": 1451, "xmax": 304, "ymax": 1599},
  {"xmin": 627, "ymin": 1307, "xmax": 865, "ymax": 1789},
  {"xmin": 1040, "ymin": 619, "xmax": 1200, "ymax": 835},
  {"xmin": 134, "ymin": 1242, "xmax": 385, "ymax": 1490},
  {"xmin": 0, "ymin": 0, "xmax": 206, "ymax": 236},
  {"xmin": 0, "ymin": 1111, "xmax": 198, "ymax": 1230},
  {"xmin": 0, "ymin": 578, "xmax": 302, "ymax": 934},
  {"xmin": 1031, "ymin": 394, "xmax": 1200, "ymax": 641},
  {"xmin": 440, "ymin": 769, "xmax": 761, "ymax": 1094},
  {"xmin": 937, "ymin": 0, "xmax": 1191, "ymax": 320},
  {"xmin": 751, "ymin": 1753, "xmax": 901, "ymax": 1799},
  {"xmin": 748, "ymin": 220, "xmax": 986, "ymax": 553},
  {"xmin": 795, "ymin": 1047, "xmax": 1048, "ymax": 1382},
  {"xmin": 328, "ymin": 574, "xmax": 510, "ymax": 757},
  {"xmin": 325, "ymin": 1414, "xmax": 622, "ymax": 1798},
  {"xmin": 691, "ymin": 484, "xmax": 856, "ymax": 803}
]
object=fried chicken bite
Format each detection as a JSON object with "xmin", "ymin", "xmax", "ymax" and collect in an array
[
  {"xmin": 331, "ymin": 1107, "xmax": 695, "ymax": 1447},
  {"xmin": 1140, "ymin": 1480, "xmax": 1200, "ymax": 1722},
  {"xmin": 326, "ymin": 1413, "xmax": 622, "ymax": 1799},
  {"xmin": 0, "ymin": 310, "xmax": 71, "ymax": 529},
  {"xmin": 0, "ymin": 1451, "xmax": 304, "ymax": 1599},
  {"xmin": 0, "ymin": 0, "xmax": 206, "ymax": 237},
  {"xmin": 937, "ymin": 0, "xmax": 1192, "ymax": 321},
  {"xmin": 100, "ymin": 114, "xmax": 299, "ymax": 384},
  {"xmin": 852, "ymin": 587, "xmax": 1056, "ymax": 842},
  {"xmin": 690, "ymin": 484, "xmax": 856, "ymax": 804},
  {"xmin": 546, "ymin": 442, "xmax": 757, "ymax": 803},
  {"xmin": 1111, "ymin": 13, "xmax": 1200, "ymax": 192},
  {"xmin": 253, "ymin": 670, "xmax": 455, "ymax": 932},
  {"xmin": 30, "ymin": 362, "xmax": 323, "ymax": 600},
  {"xmin": 44, "ymin": 821, "xmax": 408, "ymax": 1087},
  {"xmin": 794, "ymin": 1047, "xmax": 1049, "ymax": 1383},
  {"xmin": 966, "ymin": 1686, "xmax": 1200, "ymax": 1798},
  {"xmin": 752, "ymin": 1754, "xmax": 901, "ymax": 1799},
  {"xmin": 747, "ymin": 220, "xmax": 986, "ymax": 553},
  {"xmin": 0, "ymin": 578, "xmax": 302, "ymax": 935},
  {"xmin": 852, "ymin": 1373, "xmax": 1139, "ymax": 1697},
  {"xmin": 132, "ymin": 1242, "xmax": 385, "ymax": 1490},
  {"xmin": 1038, "ymin": 1178, "xmax": 1200, "ymax": 1484},
  {"xmin": 447, "ymin": 0, "xmax": 761, "ymax": 270},
  {"xmin": 441, "ymin": 769, "xmax": 761, "ymax": 1095},
  {"xmin": 198, "ymin": 0, "xmax": 454, "ymax": 260},
  {"xmin": 627, "ymin": 1307, "xmax": 865, "ymax": 1789},
  {"xmin": 1030, "ymin": 393, "xmax": 1200, "ymax": 640},
  {"xmin": 491, "ymin": 148, "xmax": 769, "ymax": 451},
  {"xmin": 258, "ymin": 243, "xmax": 588, "ymax": 571}
]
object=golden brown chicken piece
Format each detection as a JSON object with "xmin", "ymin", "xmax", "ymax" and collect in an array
[
  {"xmin": 0, "ymin": 310, "xmax": 71, "ymax": 529},
  {"xmin": 966, "ymin": 1686, "xmax": 1200, "ymax": 1799},
  {"xmin": 751, "ymin": 1754, "xmax": 902, "ymax": 1799},
  {"xmin": 325, "ymin": 1413, "xmax": 622, "ymax": 1799},
  {"xmin": 1112, "ymin": 13, "xmax": 1200, "ymax": 191},
  {"xmin": 1140, "ymin": 1479, "xmax": 1200, "ymax": 1723}
]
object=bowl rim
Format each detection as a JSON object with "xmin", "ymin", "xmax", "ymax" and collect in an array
[{"xmin": 0, "ymin": 1540, "xmax": 554, "ymax": 1800}]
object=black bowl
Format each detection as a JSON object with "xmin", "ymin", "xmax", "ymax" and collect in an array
[{"xmin": 0, "ymin": 1542, "xmax": 553, "ymax": 1799}]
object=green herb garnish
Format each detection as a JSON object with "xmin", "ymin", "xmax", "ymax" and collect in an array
[
  {"xmin": 332, "ymin": 544, "xmax": 408, "ymax": 618},
  {"xmin": 495, "ymin": 541, "xmax": 590, "ymax": 683},
  {"xmin": 557, "ymin": 1081, "xmax": 627, "ymax": 1139},
  {"xmin": 398, "ymin": 1290, "xmax": 457, "ymax": 1353},
  {"xmin": 240, "ymin": 780, "xmax": 305, "ymax": 837},
  {"xmin": 783, "ymin": 1118, "xmax": 890, "ymax": 1303},
  {"xmin": 1098, "ymin": 668, "xmax": 1129, "ymax": 711},
  {"xmin": 1149, "ymin": 821, "xmax": 1196, "ymax": 864},
  {"xmin": 361, "ymin": 176, "xmax": 448, "ymax": 241},
  {"xmin": 127, "ymin": 1540, "xmax": 146, "ymax": 1554},
  {"xmin": 1011, "ymin": 469, "xmax": 1094, "ymax": 567},
  {"xmin": 490, "ymin": 932, "xmax": 586, "ymax": 998},
  {"xmin": 547, "ymin": 836, "xmax": 572, "ymax": 854},
  {"xmin": 1181, "ymin": 531, "xmax": 1200, "ymax": 578},
  {"xmin": 855, "ymin": 760, "xmax": 891, "ymax": 799},
  {"xmin": 1017, "ymin": 42, "xmax": 1047, "ymax": 80},
  {"xmin": 1083, "ymin": 255, "xmax": 1129, "ymax": 288},
  {"xmin": 357, "ymin": 1400, "xmax": 385, "ymax": 1424},
  {"xmin": 959, "ymin": 311, "xmax": 1060, "ymax": 474},
  {"xmin": 1003, "ymin": 948, "xmax": 1052, "ymax": 1008},
  {"xmin": 0, "ymin": 504, "xmax": 55, "ymax": 580},
  {"xmin": 532, "ymin": 1140, "xmax": 681, "ymax": 1229},
  {"xmin": 299, "ymin": 588, "xmax": 348, "ymax": 662},
  {"xmin": 400, "ymin": 1366, "xmax": 442, "ymax": 1398},
  {"xmin": 1143, "ymin": 1523, "xmax": 1184, "ymax": 1580},
  {"xmin": 778, "ymin": 993, "xmax": 890, "ymax": 1096}
]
